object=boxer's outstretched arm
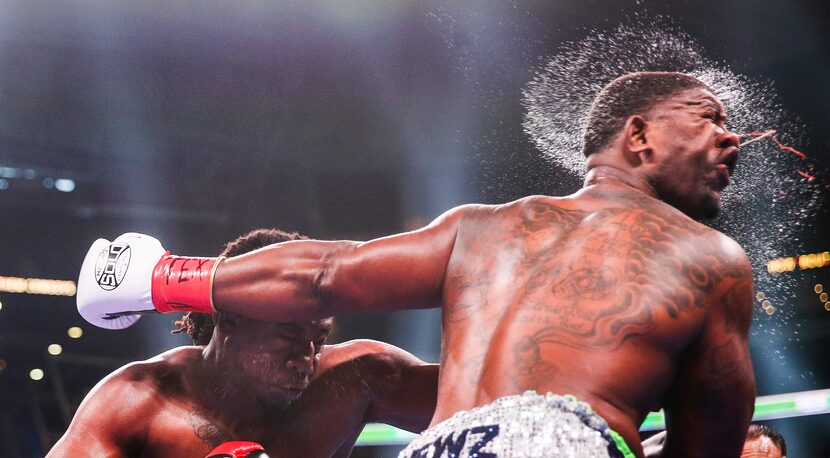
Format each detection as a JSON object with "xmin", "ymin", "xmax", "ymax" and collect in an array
[
  {"xmin": 213, "ymin": 205, "xmax": 472, "ymax": 322},
  {"xmin": 660, "ymin": 245, "xmax": 756, "ymax": 458}
]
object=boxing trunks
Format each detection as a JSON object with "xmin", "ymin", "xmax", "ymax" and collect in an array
[{"xmin": 398, "ymin": 391, "xmax": 634, "ymax": 458}]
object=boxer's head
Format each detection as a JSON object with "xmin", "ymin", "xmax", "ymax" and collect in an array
[
  {"xmin": 174, "ymin": 228, "xmax": 310, "ymax": 345},
  {"xmin": 583, "ymin": 72, "xmax": 740, "ymax": 219},
  {"xmin": 173, "ymin": 228, "xmax": 334, "ymax": 403},
  {"xmin": 741, "ymin": 424, "xmax": 786, "ymax": 458},
  {"xmin": 213, "ymin": 313, "xmax": 333, "ymax": 404},
  {"xmin": 582, "ymin": 72, "xmax": 711, "ymax": 158}
]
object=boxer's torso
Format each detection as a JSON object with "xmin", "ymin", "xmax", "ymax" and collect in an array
[
  {"xmin": 53, "ymin": 342, "xmax": 403, "ymax": 457},
  {"xmin": 436, "ymin": 184, "xmax": 746, "ymax": 452},
  {"xmin": 145, "ymin": 344, "xmax": 390, "ymax": 457}
]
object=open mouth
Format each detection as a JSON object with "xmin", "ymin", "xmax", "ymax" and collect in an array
[
  {"xmin": 720, "ymin": 148, "xmax": 740, "ymax": 177},
  {"xmin": 715, "ymin": 148, "xmax": 740, "ymax": 189},
  {"xmin": 715, "ymin": 165, "xmax": 730, "ymax": 189}
]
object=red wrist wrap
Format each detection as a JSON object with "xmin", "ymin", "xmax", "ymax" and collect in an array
[
  {"xmin": 206, "ymin": 441, "xmax": 266, "ymax": 458},
  {"xmin": 151, "ymin": 254, "xmax": 224, "ymax": 314}
]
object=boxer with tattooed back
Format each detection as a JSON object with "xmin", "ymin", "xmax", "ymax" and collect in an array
[{"xmin": 78, "ymin": 72, "xmax": 755, "ymax": 458}]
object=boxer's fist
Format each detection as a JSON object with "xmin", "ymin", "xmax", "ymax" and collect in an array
[
  {"xmin": 77, "ymin": 232, "xmax": 223, "ymax": 329},
  {"xmin": 77, "ymin": 233, "xmax": 167, "ymax": 329},
  {"xmin": 206, "ymin": 441, "xmax": 269, "ymax": 458}
]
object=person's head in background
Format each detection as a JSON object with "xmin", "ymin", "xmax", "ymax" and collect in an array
[
  {"xmin": 741, "ymin": 424, "xmax": 786, "ymax": 458},
  {"xmin": 643, "ymin": 423, "xmax": 786, "ymax": 458}
]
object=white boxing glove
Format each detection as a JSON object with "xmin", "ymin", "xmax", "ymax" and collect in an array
[
  {"xmin": 76, "ymin": 233, "xmax": 167, "ymax": 329},
  {"xmin": 77, "ymin": 233, "xmax": 223, "ymax": 330}
]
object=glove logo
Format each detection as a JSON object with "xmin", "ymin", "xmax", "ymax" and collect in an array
[{"xmin": 94, "ymin": 243, "xmax": 131, "ymax": 290}]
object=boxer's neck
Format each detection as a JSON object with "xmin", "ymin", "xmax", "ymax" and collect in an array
[{"xmin": 583, "ymin": 165, "xmax": 658, "ymax": 199}]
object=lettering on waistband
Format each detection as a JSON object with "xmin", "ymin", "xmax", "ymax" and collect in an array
[{"xmin": 405, "ymin": 424, "xmax": 499, "ymax": 458}]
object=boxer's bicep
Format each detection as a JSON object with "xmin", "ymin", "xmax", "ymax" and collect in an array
[
  {"xmin": 662, "ymin": 261, "xmax": 755, "ymax": 457},
  {"xmin": 318, "ymin": 206, "xmax": 469, "ymax": 313}
]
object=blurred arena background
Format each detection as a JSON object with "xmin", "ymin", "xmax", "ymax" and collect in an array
[{"xmin": 0, "ymin": 1, "xmax": 828, "ymax": 456}]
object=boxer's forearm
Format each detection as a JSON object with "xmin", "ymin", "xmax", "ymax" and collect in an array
[{"xmin": 213, "ymin": 239, "xmax": 355, "ymax": 321}]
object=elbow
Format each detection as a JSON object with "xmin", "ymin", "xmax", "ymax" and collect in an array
[
  {"xmin": 311, "ymin": 245, "xmax": 353, "ymax": 315},
  {"xmin": 312, "ymin": 263, "xmax": 335, "ymax": 314}
]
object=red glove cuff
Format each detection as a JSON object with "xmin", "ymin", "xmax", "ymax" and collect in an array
[
  {"xmin": 151, "ymin": 253, "xmax": 224, "ymax": 314},
  {"xmin": 206, "ymin": 441, "xmax": 266, "ymax": 458}
]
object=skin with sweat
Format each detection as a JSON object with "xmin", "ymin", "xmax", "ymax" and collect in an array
[
  {"xmin": 48, "ymin": 317, "xmax": 438, "ymax": 457},
  {"xmin": 210, "ymin": 87, "xmax": 755, "ymax": 458}
]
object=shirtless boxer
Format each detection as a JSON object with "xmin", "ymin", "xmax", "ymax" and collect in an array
[
  {"xmin": 53, "ymin": 229, "xmax": 438, "ymax": 457},
  {"xmin": 78, "ymin": 72, "xmax": 756, "ymax": 457}
]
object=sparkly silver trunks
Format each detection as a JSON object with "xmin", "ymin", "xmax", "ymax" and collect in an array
[{"xmin": 398, "ymin": 391, "xmax": 631, "ymax": 458}]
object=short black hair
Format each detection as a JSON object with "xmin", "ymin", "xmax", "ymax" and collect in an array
[
  {"xmin": 172, "ymin": 228, "xmax": 308, "ymax": 345},
  {"xmin": 581, "ymin": 71, "xmax": 710, "ymax": 157},
  {"xmin": 746, "ymin": 424, "xmax": 787, "ymax": 456}
]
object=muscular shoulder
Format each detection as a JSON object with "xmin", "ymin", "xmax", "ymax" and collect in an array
[
  {"xmin": 319, "ymin": 340, "xmax": 433, "ymax": 390},
  {"xmin": 317, "ymin": 339, "xmax": 424, "ymax": 373},
  {"xmin": 493, "ymin": 195, "xmax": 568, "ymax": 213},
  {"xmin": 88, "ymin": 347, "xmax": 197, "ymax": 414},
  {"xmin": 707, "ymin": 230, "xmax": 750, "ymax": 267},
  {"xmin": 453, "ymin": 197, "xmax": 575, "ymax": 230},
  {"xmin": 627, "ymin": 195, "xmax": 751, "ymax": 275},
  {"xmin": 58, "ymin": 347, "xmax": 198, "ymax": 450},
  {"xmin": 702, "ymin": 231, "xmax": 754, "ymax": 319},
  {"xmin": 428, "ymin": 198, "xmax": 578, "ymax": 233},
  {"xmin": 684, "ymin": 224, "xmax": 752, "ymax": 280},
  {"xmin": 666, "ymin": 226, "xmax": 754, "ymax": 342},
  {"xmin": 121, "ymin": 346, "xmax": 196, "ymax": 385},
  {"xmin": 436, "ymin": 202, "xmax": 499, "ymax": 224}
]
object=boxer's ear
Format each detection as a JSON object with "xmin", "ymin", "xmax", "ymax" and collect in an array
[{"xmin": 623, "ymin": 115, "xmax": 651, "ymax": 163}]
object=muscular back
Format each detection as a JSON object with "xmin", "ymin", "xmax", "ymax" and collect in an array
[
  {"xmin": 437, "ymin": 185, "xmax": 754, "ymax": 455},
  {"xmin": 214, "ymin": 181, "xmax": 755, "ymax": 457}
]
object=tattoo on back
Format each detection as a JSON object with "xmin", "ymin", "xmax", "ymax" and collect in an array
[{"xmin": 445, "ymin": 198, "xmax": 749, "ymax": 387}]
